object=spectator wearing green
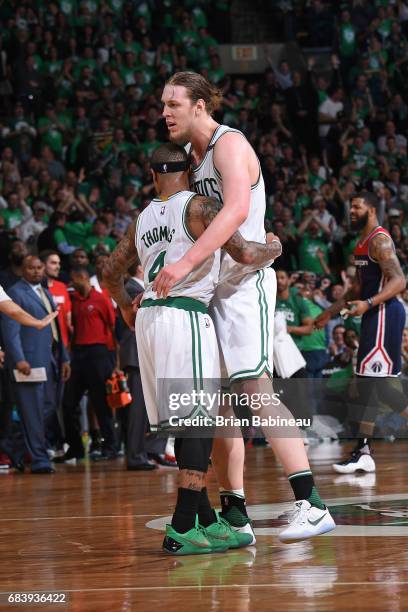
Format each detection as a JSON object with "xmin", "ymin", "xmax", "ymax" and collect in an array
[
  {"xmin": 64, "ymin": 219, "xmax": 94, "ymax": 247},
  {"xmin": 338, "ymin": 10, "xmax": 357, "ymax": 59},
  {"xmin": 134, "ymin": 3, "xmax": 152, "ymax": 27},
  {"xmin": 299, "ymin": 287, "xmax": 328, "ymax": 379},
  {"xmin": 306, "ymin": 156, "xmax": 327, "ymax": 191},
  {"xmin": 37, "ymin": 211, "xmax": 76, "ymax": 255},
  {"xmin": 60, "ymin": 0, "xmax": 77, "ymax": 21},
  {"xmin": 106, "ymin": 128, "xmax": 138, "ymax": 159},
  {"xmin": 297, "ymin": 213, "xmax": 331, "ymax": 275},
  {"xmin": 189, "ymin": 4, "xmax": 208, "ymax": 29},
  {"xmin": 208, "ymin": 54, "xmax": 225, "ymax": 84},
  {"xmin": 42, "ymin": 46, "xmax": 63, "ymax": 78},
  {"xmin": 54, "ymin": 98, "xmax": 73, "ymax": 133},
  {"xmin": 2, "ymin": 102, "xmax": 37, "ymax": 158},
  {"xmin": 0, "ymin": 191, "xmax": 31, "ymax": 230},
  {"xmin": 26, "ymin": 41, "xmax": 43, "ymax": 73},
  {"xmin": 197, "ymin": 28, "xmax": 218, "ymax": 62},
  {"xmin": 134, "ymin": 54, "xmax": 155, "ymax": 84},
  {"xmin": 84, "ymin": 217, "xmax": 116, "ymax": 255},
  {"xmin": 120, "ymin": 51, "xmax": 138, "ymax": 86},
  {"xmin": 155, "ymin": 42, "xmax": 176, "ymax": 74},
  {"xmin": 116, "ymin": 29, "xmax": 142, "ymax": 57},
  {"xmin": 77, "ymin": 46, "xmax": 97, "ymax": 77},
  {"xmin": 275, "ymin": 269, "xmax": 313, "ymax": 350},
  {"xmin": 137, "ymin": 127, "xmax": 162, "ymax": 158},
  {"xmin": 37, "ymin": 103, "xmax": 65, "ymax": 157},
  {"xmin": 55, "ymin": 58, "xmax": 76, "ymax": 99},
  {"xmin": 175, "ymin": 13, "xmax": 199, "ymax": 64}
]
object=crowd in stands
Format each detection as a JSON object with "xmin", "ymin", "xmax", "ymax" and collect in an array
[{"xmin": 1, "ymin": 0, "xmax": 408, "ymax": 468}]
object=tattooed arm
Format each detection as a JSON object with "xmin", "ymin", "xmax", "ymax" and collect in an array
[
  {"xmin": 102, "ymin": 220, "xmax": 138, "ymax": 328},
  {"xmin": 335, "ymin": 233, "xmax": 406, "ymax": 319},
  {"xmin": 186, "ymin": 195, "xmax": 282, "ymax": 266},
  {"xmin": 368, "ymin": 233, "xmax": 406, "ymax": 304}
]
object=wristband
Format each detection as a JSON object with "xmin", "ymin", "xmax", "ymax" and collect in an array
[{"xmin": 366, "ymin": 297, "xmax": 374, "ymax": 309}]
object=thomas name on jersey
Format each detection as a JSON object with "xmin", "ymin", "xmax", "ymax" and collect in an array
[{"xmin": 140, "ymin": 225, "xmax": 175, "ymax": 248}]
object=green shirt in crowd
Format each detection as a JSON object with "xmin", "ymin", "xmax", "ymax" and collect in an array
[
  {"xmin": 275, "ymin": 288, "xmax": 311, "ymax": 349},
  {"xmin": 84, "ymin": 235, "xmax": 117, "ymax": 254},
  {"xmin": 298, "ymin": 235, "xmax": 329, "ymax": 275},
  {"xmin": 339, "ymin": 24, "xmax": 356, "ymax": 57},
  {"xmin": 57, "ymin": 221, "xmax": 93, "ymax": 248},
  {"xmin": 301, "ymin": 300, "xmax": 326, "ymax": 352},
  {"xmin": 0, "ymin": 208, "xmax": 23, "ymax": 230},
  {"xmin": 37, "ymin": 117, "xmax": 63, "ymax": 154}
]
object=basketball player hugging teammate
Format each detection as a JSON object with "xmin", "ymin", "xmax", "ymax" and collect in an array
[
  {"xmin": 103, "ymin": 141, "xmax": 285, "ymax": 555},
  {"xmin": 104, "ymin": 72, "xmax": 336, "ymax": 554}
]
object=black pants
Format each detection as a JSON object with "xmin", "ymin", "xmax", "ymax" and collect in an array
[
  {"xmin": 116, "ymin": 366, "xmax": 166, "ymax": 466},
  {"xmin": 62, "ymin": 345, "xmax": 115, "ymax": 456},
  {"xmin": 0, "ymin": 369, "xmax": 26, "ymax": 463},
  {"xmin": 0, "ymin": 368, "xmax": 13, "ymax": 440}
]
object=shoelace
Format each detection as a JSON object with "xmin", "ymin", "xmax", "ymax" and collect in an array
[
  {"xmin": 286, "ymin": 501, "xmax": 307, "ymax": 525},
  {"xmin": 218, "ymin": 516, "xmax": 236, "ymax": 534},
  {"xmin": 202, "ymin": 516, "xmax": 230, "ymax": 535}
]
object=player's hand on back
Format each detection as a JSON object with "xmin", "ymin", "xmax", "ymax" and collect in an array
[{"xmin": 153, "ymin": 259, "xmax": 193, "ymax": 298}]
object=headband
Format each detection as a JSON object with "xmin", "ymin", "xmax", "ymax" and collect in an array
[{"xmin": 151, "ymin": 160, "xmax": 190, "ymax": 173}]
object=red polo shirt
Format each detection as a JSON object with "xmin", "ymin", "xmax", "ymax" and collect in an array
[
  {"xmin": 48, "ymin": 279, "xmax": 71, "ymax": 347},
  {"xmin": 71, "ymin": 288, "xmax": 115, "ymax": 346}
]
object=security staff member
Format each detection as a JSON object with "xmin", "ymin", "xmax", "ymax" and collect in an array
[{"xmin": 57, "ymin": 266, "xmax": 116, "ymax": 462}]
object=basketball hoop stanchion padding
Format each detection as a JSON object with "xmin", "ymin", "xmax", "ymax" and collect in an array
[{"xmin": 106, "ymin": 372, "xmax": 132, "ymax": 411}]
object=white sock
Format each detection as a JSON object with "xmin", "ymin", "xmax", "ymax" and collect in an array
[{"xmin": 219, "ymin": 488, "xmax": 245, "ymax": 498}]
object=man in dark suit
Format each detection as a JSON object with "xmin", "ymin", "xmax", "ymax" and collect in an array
[
  {"xmin": 117, "ymin": 263, "xmax": 171, "ymax": 470},
  {"xmin": 1, "ymin": 256, "xmax": 70, "ymax": 473}
]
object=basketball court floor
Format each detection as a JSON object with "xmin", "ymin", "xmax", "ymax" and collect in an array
[{"xmin": 1, "ymin": 440, "xmax": 408, "ymax": 611}]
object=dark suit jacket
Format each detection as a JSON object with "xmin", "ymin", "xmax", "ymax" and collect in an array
[
  {"xmin": 118, "ymin": 277, "xmax": 143, "ymax": 370},
  {"xmin": 1, "ymin": 279, "xmax": 69, "ymax": 371}
]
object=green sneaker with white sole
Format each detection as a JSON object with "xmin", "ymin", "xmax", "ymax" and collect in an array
[
  {"xmin": 163, "ymin": 516, "xmax": 213, "ymax": 555},
  {"xmin": 204, "ymin": 510, "xmax": 242, "ymax": 550},
  {"xmin": 220, "ymin": 506, "xmax": 256, "ymax": 547}
]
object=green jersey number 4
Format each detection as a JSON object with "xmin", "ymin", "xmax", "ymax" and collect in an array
[{"xmin": 148, "ymin": 250, "xmax": 166, "ymax": 282}]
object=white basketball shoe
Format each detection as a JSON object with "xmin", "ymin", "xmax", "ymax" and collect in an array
[
  {"xmin": 279, "ymin": 500, "xmax": 336, "ymax": 542},
  {"xmin": 332, "ymin": 447, "xmax": 376, "ymax": 474}
]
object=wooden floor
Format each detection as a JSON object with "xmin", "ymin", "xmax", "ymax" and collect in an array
[{"xmin": 1, "ymin": 441, "xmax": 408, "ymax": 611}]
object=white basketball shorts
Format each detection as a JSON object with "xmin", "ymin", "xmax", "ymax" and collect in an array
[
  {"xmin": 136, "ymin": 298, "xmax": 220, "ymax": 428},
  {"xmin": 209, "ymin": 267, "xmax": 276, "ymax": 383}
]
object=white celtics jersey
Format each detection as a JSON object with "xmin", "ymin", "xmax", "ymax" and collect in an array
[
  {"xmin": 189, "ymin": 124, "xmax": 267, "ymax": 283},
  {"xmin": 136, "ymin": 190, "xmax": 220, "ymax": 306}
]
